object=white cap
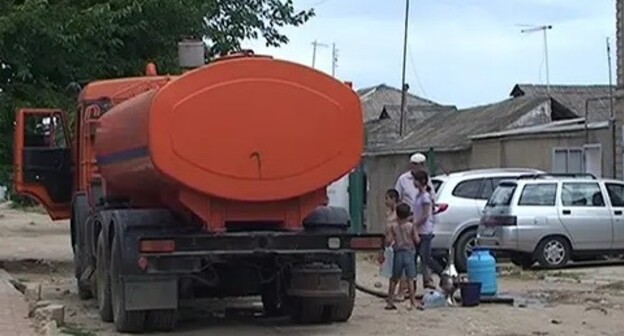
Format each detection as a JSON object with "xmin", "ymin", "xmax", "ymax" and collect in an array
[{"xmin": 410, "ymin": 153, "xmax": 426, "ymax": 164}]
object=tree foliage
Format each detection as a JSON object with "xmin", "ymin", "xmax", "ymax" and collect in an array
[{"xmin": 0, "ymin": 0, "xmax": 314, "ymax": 195}]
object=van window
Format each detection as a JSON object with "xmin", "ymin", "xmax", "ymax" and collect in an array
[
  {"xmin": 486, "ymin": 183, "xmax": 516, "ymax": 207},
  {"xmin": 606, "ymin": 183, "xmax": 624, "ymax": 207},
  {"xmin": 480, "ymin": 177, "xmax": 517, "ymax": 200},
  {"xmin": 431, "ymin": 178, "xmax": 444, "ymax": 194},
  {"xmin": 518, "ymin": 183, "xmax": 557, "ymax": 206},
  {"xmin": 452, "ymin": 178, "xmax": 483, "ymax": 199},
  {"xmin": 561, "ymin": 182, "xmax": 605, "ymax": 207}
]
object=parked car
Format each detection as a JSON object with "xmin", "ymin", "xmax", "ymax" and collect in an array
[
  {"xmin": 477, "ymin": 173, "xmax": 624, "ymax": 269},
  {"xmin": 430, "ymin": 168, "xmax": 544, "ymax": 272}
]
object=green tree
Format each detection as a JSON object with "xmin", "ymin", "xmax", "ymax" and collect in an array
[{"xmin": 0, "ymin": 0, "xmax": 314, "ymax": 197}]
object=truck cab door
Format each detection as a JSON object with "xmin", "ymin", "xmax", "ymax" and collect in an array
[{"xmin": 13, "ymin": 109, "xmax": 72, "ymax": 220}]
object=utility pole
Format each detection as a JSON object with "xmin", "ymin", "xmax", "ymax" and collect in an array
[
  {"xmin": 398, "ymin": 0, "xmax": 410, "ymax": 137},
  {"xmin": 607, "ymin": 37, "xmax": 614, "ymax": 119},
  {"xmin": 521, "ymin": 24, "xmax": 553, "ymax": 95},
  {"xmin": 607, "ymin": 37, "xmax": 616, "ymax": 178},
  {"xmin": 331, "ymin": 43, "xmax": 339, "ymax": 77},
  {"xmin": 311, "ymin": 40, "xmax": 329, "ymax": 68}
]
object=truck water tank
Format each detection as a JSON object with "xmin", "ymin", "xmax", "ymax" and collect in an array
[{"xmin": 467, "ymin": 248, "xmax": 497, "ymax": 296}]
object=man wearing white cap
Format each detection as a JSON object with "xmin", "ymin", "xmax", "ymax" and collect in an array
[{"xmin": 394, "ymin": 152, "xmax": 435, "ymax": 208}]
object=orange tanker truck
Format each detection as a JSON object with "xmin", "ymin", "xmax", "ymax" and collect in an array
[{"xmin": 12, "ymin": 45, "xmax": 383, "ymax": 333}]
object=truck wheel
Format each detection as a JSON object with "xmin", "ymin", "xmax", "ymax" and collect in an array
[
  {"xmin": 146, "ymin": 310, "xmax": 177, "ymax": 331},
  {"xmin": 73, "ymin": 244, "xmax": 92, "ymax": 300},
  {"xmin": 96, "ymin": 232, "xmax": 113, "ymax": 322},
  {"xmin": 454, "ymin": 229, "xmax": 477, "ymax": 273},
  {"xmin": 325, "ymin": 281, "xmax": 355, "ymax": 322},
  {"xmin": 290, "ymin": 299, "xmax": 324, "ymax": 324},
  {"xmin": 111, "ymin": 235, "xmax": 146, "ymax": 333}
]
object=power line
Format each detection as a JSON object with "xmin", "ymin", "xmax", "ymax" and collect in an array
[
  {"xmin": 310, "ymin": 0, "xmax": 331, "ymax": 7},
  {"xmin": 407, "ymin": 43, "xmax": 428, "ymax": 98}
]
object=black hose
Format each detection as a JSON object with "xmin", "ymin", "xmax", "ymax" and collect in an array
[
  {"xmin": 355, "ymin": 282, "xmax": 425, "ymax": 300},
  {"xmin": 356, "ymin": 282, "xmax": 515, "ymax": 306}
]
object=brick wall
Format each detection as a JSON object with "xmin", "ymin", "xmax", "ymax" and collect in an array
[{"xmin": 616, "ymin": 0, "xmax": 624, "ymax": 179}]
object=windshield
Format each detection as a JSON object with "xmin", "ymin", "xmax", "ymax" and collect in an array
[{"xmin": 486, "ymin": 182, "xmax": 516, "ymax": 207}]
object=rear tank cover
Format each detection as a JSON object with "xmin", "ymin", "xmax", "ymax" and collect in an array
[{"xmin": 149, "ymin": 55, "xmax": 363, "ymax": 202}]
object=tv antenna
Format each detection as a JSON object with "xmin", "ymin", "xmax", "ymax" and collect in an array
[
  {"xmin": 311, "ymin": 40, "xmax": 329, "ymax": 68},
  {"xmin": 520, "ymin": 24, "xmax": 553, "ymax": 94}
]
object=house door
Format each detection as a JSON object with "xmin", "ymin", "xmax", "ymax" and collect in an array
[{"xmin": 584, "ymin": 144, "xmax": 602, "ymax": 178}]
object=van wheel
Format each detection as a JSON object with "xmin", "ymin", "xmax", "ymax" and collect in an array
[
  {"xmin": 454, "ymin": 229, "xmax": 477, "ymax": 273},
  {"xmin": 535, "ymin": 236, "xmax": 570, "ymax": 269}
]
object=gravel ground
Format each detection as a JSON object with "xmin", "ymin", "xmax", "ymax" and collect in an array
[{"xmin": 2, "ymin": 204, "xmax": 624, "ymax": 336}]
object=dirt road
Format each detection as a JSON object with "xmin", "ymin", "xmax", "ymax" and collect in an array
[{"xmin": 2, "ymin": 204, "xmax": 624, "ymax": 335}]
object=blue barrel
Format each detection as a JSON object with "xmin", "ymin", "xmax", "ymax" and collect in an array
[{"xmin": 467, "ymin": 247, "xmax": 497, "ymax": 296}]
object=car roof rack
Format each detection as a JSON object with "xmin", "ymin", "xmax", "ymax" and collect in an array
[{"xmin": 517, "ymin": 173, "xmax": 597, "ymax": 180}]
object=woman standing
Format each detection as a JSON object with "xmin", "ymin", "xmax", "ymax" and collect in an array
[{"xmin": 411, "ymin": 170, "xmax": 444, "ymax": 290}]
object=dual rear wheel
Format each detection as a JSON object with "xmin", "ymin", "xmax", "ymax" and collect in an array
[{"xmin": 92, "ymin": 231, "xmax": 177, "ymax": 333}]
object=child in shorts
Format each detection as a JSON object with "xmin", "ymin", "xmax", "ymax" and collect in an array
[
  {"xmin": 382, "ymin": 189, "xmax": 409, "ymax": 300},
  {"xmin": 384, "ymin": 203, "xmax": 421, "ymax": 311}
]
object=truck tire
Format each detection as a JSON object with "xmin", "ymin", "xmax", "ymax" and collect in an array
[
  {"xmin": 73, "ymin": 246, "xmax": 92, "ymax": 300},
  {"xmin": 111, "ymin": 234, "xmax": 146, "ymax": 333},
  {"xmin": 72, "ymin": 197, "xmax": 93, "ymax": 300},
  {"xmin": 290, "ymin": 299, "xmax": 324, "ymax": 324},
  {"xmin": 96, "ymin": 232, "xmax": 113, "ymax": 322},
  {"xmin": 325, "ymin": 280, "xmax": 355, "ymax": 322},
  {"xmin": 454, "ymin": 229, "xmax": 477, "ymax": 273},
  {"xmin": 146, "ymin": 310, "xmax": 177, "ymax": 332}
]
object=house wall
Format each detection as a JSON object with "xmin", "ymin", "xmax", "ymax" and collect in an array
[
  {"xmin": 471, "ymin": 128, "xmax": 614, "ymax": 178},
  {"xmin": 362, "ymin": 149, "xmax": 470, "ymax": 233}
]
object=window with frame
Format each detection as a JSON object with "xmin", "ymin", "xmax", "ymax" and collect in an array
[
  {"xmin": 452, "ymin": 178, "xmax": 483, "ymax": 199},
  {"xmin": 553, "ymin": 148, "xmax": 583, "ymax": 174},
  {"xmin": 486, "ymin": 183, "xmax": 517, "ymax": 207},
  {"xmin": 480, "ymin": 177, "xmax": 517, "ymax": 200},
  {"xmin": 518, "ymin": 183, "xmax": 557, "ymax": 206},
  {"xmin": 605, "ymin": 183, "xmax": 624, "ymax": 207},
  {"xmin": 561, "ymin": 182, "xmax": 605, "ymax": 207}
]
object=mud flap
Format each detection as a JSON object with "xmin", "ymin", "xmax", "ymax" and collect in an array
[{"xmin": 124, "ymin": 277, "xmax": 178, "ymax": 311}]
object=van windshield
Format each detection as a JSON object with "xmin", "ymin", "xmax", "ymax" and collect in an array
[{"xmin": 486, "ymin": 183, "xmax": 516, "ymax": 207}]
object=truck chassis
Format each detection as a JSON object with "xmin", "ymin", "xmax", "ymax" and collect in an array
[{"xmin": 71, "ymin": 195, "xmax": 380, "ymax": 332}]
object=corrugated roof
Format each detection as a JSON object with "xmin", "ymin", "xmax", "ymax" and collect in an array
[
  {"xmin": 365, "ymin": 105, "xmax": 458, "ymax": 150},
  {"xmin": 358, "ymin": 84, "xmax": 440, "ymax": 122},
  {"xmin": 367, "ymin": 96, "xmax": 553, "ymax": 155},
  {"xmin": 510, "ymin": 84, "xmax": 614, "ymax": 122},
  {"xmin": 380, "ymin": 104, "xmax": 457, "ymax": 120},
  {"xmin": 471, "ymin": 118, "xmax": 609, "ymax": 140}
]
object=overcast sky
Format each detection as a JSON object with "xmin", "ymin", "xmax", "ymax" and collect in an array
[{"xmin": 244, "ymin": 0, "xmax": 616, "ymax": 108}]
